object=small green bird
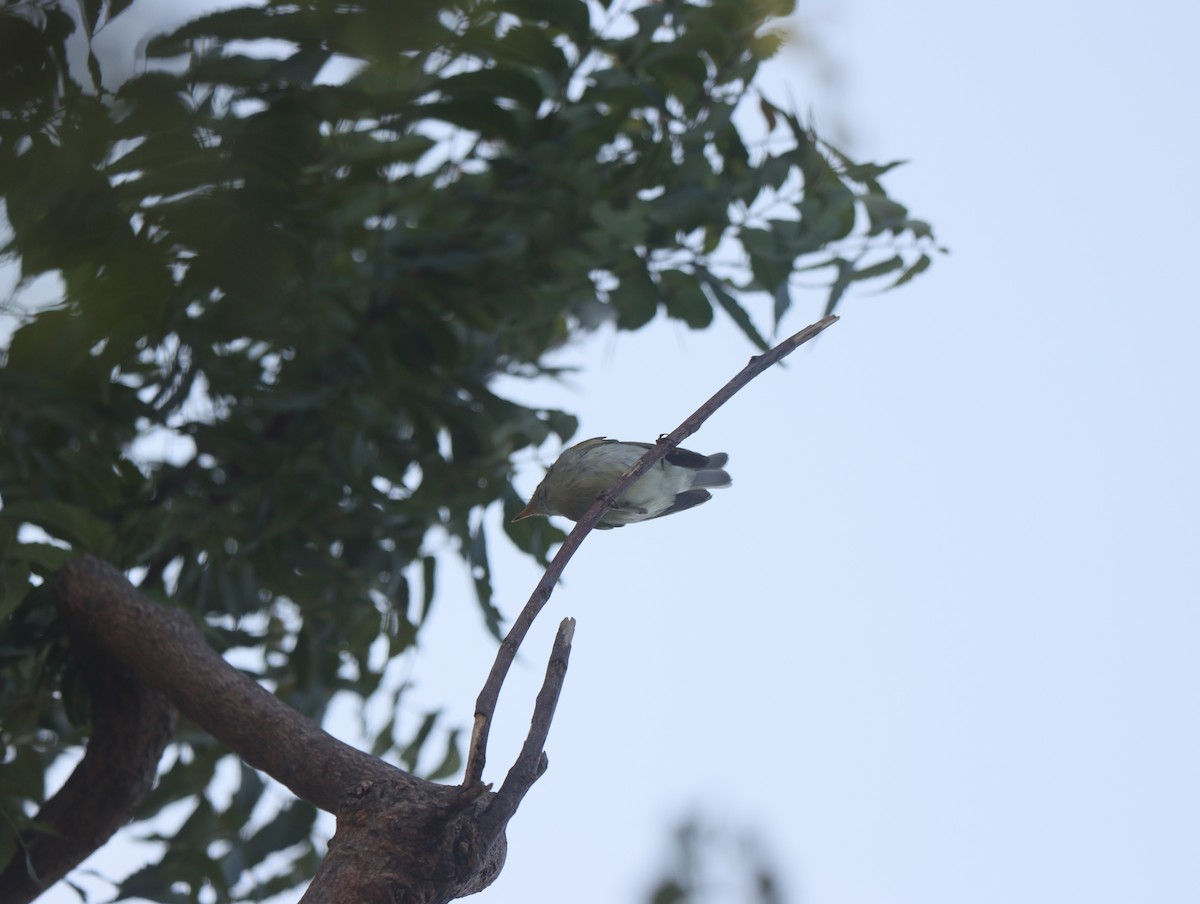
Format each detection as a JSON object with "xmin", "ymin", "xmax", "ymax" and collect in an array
[{"xmin": 513, "ymin": 437, "xmax": 731, "ymax": 529}]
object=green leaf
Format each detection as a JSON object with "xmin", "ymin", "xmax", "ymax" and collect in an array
[
  {"xmin": 852, "ymin": 255, "xmax": 904, "ymax": 281},
  {"xmin": 0, "ymin": 502, "xmax": 113, "ymax": 556},
  {"xmin": 0, "ymin": 520, "xmax": 14, "ymax": 561},
  {"xmin": 611, "ymin": 255, "xmax": 661, "ymax": 331},
  {"xmin": 890, "ymin": 253, "xmax": 933, "ymax": 289},
  {"xmin": 424, "ymin": 728, "xmax": 462, "ymax": 782},
  {"xmin": 0, "ymin": 743, "xmax": 47, "ymax": 807},
  {"xmin": 772, "ymin": 279, "xmax": 791, "ymax": 333},
  {"xmin": 861, "ymin": 193, "xmax": 912, "ymax": 236},
  {"xmin": 823, "ymin": 257, "xmax": 855, "ymax": 317},
  {"xmin": 415, "ymin": 100, "xmax": 524, "ymax": 144},
  {"xmin": 490, "ymin": 24, "xmax": 569, "ymax": 77},
  {"xmin": 437, "ymin": 67, "xmax": 547, "ymax": 112},
  {"xmin": 590, "ymin": 199, "xmax": 651, "ymax": 243},
  {"xmin": 660, "ymin": 270, "xmax": 713, "ymax": 329},
  {"xmin": 147, "ymin": 6, "xmax": 277, "ymax": 50},
  {"xmin": 698, "ymin": 272, "xmax": 770, "ymax": 351},
  {"xmin": 399, "ymin": 711, "xmax": 439, "ymax": 773},
  {"xmin": 543, "ymin": 409, "xmax": 579, "ymax": 443},
  {"xmin": 651, "ymin": 880, "xmax": 688, "ymax": 904},
  {"xmin": 241, "ymin": 800, "xmax": 317, "ymax": 864},
  {"xmin": 7, "ymin": 542, "xmax": 75, "ymax": 575},
  {"xmin": 741, "ymin": 227, "xmax": 795, "ymax": 295},
  {"xmin": 60, "ymin": 655, "xmax": 91, "ymax": 727},
  {"xmin": 419, "ymin": 555, "xmax": 437, "ymax": 626},
  {"xmin": 0, "ymin": 560, "xmax": 31, "ymax": 623},
  {"xmin": 466, "ymin": 523, "xmax": 503, "ymax": 639},
  {"xmin": 503, "ymin": 0, "xmax": 592, "ymax": 40}
]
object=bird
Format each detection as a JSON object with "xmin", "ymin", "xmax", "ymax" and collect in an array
[{"xmin": 512, "ymin": 437, "xmax": 731, "ymax": 529}]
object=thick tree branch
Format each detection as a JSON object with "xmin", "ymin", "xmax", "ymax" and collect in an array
[
  {"xmin": 33, "ymin": 556, "xmax": 508, "ymax": 903},
  {"xmin": 465, "ymin": 315, "xmax": 839, "ymax": 786},
  {"xmin": 301, "ymin": 777, "xmax": 505, "ymax": 904},
  {"xmin": 52, "ymin": 557, "xmax": 406, "ymax": 812},
  {"xmin": 0, "ymin": 638, "xmax": 177, "ymax": 904}
]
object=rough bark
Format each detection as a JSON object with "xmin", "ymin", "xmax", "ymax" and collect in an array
[{"xmin": 304, "ymin": 779, "xmax": 505, "ymax": 904}]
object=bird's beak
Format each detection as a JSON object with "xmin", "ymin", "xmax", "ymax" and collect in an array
[{"xmin": 512, "ymin": 501, "xmax": 538, "ymax": 522}]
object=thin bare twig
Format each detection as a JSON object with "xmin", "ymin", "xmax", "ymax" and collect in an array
[
  {"xmin": 479, "ymin": 617, "xmax": 575, "ymax": 841},
  {"xmin": 464, "ymin": 314, "xmax": 839, "ymax": 786}
]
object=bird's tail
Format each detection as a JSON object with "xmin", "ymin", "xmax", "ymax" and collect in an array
[
  {"xmin": 692, "ymin": 452, "xmax": 731, "ymax": 489},
  {"xmin": 664, "ymin": 448, "xmax": 732, "ymax": 489}
]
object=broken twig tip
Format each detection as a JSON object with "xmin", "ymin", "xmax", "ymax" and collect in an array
[{"xmin": 558, "ymin": 617, "xmax": 576, "ymax": 644}]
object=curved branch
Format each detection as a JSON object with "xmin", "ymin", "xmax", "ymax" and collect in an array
[
  {"xmin": 52, "ymin": 556, "xmax": 406, "ymax": 813},
  {"xmin": 0, "ymin": 641, "xmax": 177, "ymax": 904},
  {"xmin": 464, "ymin": 314, "xmax": 839, "ymax": 786},
  {"xmin": 28, "ymin": 557, "xmax": 508, "ymax": 903}
]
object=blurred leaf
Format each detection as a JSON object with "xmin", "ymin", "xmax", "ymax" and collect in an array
[
  {"xmin": 612, "ymin": 255, "xmax": 662, "ymax": 331},
  {"xmin": 241, "ymin": 800, "xmax": 317, "ymax": 864},
  {"xmin": 650, "ymin": 880, "xmax": 688, "ymax": 904},
  {"xmin": 417, "ymin": 99, "xmax": 524, "ymax": 144},
  {"xmin": 891, "ymin": 252, "xmax": 933, "ymax": 289},
  {"xmin": 0, "ymin": 560, "xmax": 30, "ymax": 621},
  {"xmin": 698, "ymin": 271, "xmax": 770, "ymax": 352},
  {"xmin": 419, "ymin": 555, "xmax": 436, "ymax": 626},
  {"xmin": 0, "ymin": 502, "xmax": 114, "ymax": 556},
  {"xmin": 502, "ymin": 0, "xmax": 591, "ymax": 40},
  {"xmin": 466, "ymin": 523, "xmax": 504, "ymax": 639},
  {"xmin": 772, "ymin": 279, "xmax": 791, "ymax": 335},
  {"xmin": 823, "ymin": 257, "xmax": 855, "ymax": 318},
  {"xmin": 6, "ymin": 542, "xmax": 75, "ymax": 576},
  {"xmin": 438, "ymin": 66, "xmax": 546, "ymax": 111},
  {"xmin": 660, "ymin": 270, "xmax": 713, "ymax": 329},
  {"xmin": 852, "ymin": 255, "xmax": 904, "ymax": 281},
  {"xmin": 423, "ymin": 728, "xmax": 462, "ymax": 782},
  {"xmin": 399, "ymin": 711, "xmax": 439, "ymax": 774}
]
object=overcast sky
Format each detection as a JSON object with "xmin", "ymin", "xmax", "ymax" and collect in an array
[{"xmin": 31, "ymin": 1, "xmax": 1200, "ymax": 903}]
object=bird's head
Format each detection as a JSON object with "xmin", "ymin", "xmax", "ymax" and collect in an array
[{"xmin": 512, "ymin": 484, "xmax": 552, "ymax": 522}]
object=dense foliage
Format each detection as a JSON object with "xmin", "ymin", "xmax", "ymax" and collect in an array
[{"xmin": 0, "ymin": 0, "xmax": 938, "ymax": 898}]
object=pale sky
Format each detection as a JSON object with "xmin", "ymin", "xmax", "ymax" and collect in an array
[{"xmin": 32, "ymin": 1, "xmax": 1200, "ymax": 903}]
